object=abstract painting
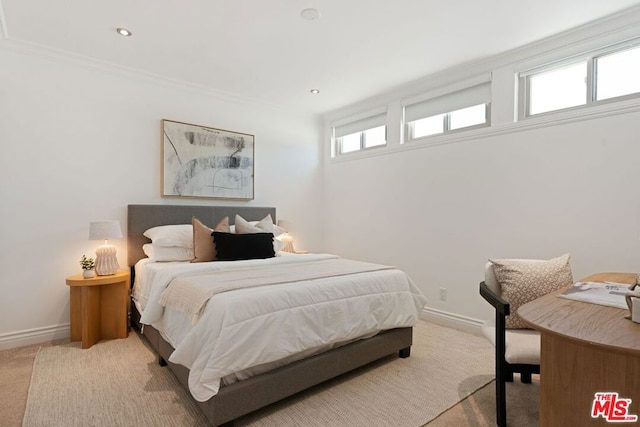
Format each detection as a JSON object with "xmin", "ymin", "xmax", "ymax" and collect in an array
[{"xmin": 162, "ymin": 119, "xmax": 254, "ymax": 200}]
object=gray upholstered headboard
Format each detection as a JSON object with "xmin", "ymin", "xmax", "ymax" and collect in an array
[{"xmin": 127, "ymin": 204, "xmax": 276, "ymax": 267}]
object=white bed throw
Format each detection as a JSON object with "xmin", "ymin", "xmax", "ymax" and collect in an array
[
  {"xmin": 138, "ymin": 254, "xmax": 427, "ymax": 402},
  {"xmin": 159, "ymin": 258, "xmax": 394, "ymax": 323}
]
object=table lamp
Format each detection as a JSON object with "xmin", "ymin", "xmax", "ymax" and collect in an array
[
  {"xmin": 89, "ymin": 220, "xmax": 123, "ymax": 276},
  {"xmin": 276, "ymin": 219, "xmax": 296, "ymax": 253},
  {"xmin": 277, "ymin": 232, "xmax": 296, "ymax": 253}
]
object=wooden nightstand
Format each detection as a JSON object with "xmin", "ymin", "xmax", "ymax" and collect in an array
[{"xmin": 66, "ymin": 270, "xmax": 130, "ymax": 349}]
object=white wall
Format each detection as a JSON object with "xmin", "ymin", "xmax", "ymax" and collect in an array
[
  {"xmin": 0, "ymin": 44, "xmax": 323, "ymax": 347},
  {"xmin": 323, "ymin": 13, "xmax": 640, "ymax": 327},
  {"xmin": 324, "ymin": 114, "xmax": 640, "ymax": 324}
]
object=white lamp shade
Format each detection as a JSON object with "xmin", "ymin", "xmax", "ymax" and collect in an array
[{"xmin": 89, "ymin": 221, "xmax": 123, "ymax": 241}]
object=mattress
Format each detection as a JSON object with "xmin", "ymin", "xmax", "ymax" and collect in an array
[{"xmin": 133, "ymin": 253, "xmax": 426, "ymax": 402}]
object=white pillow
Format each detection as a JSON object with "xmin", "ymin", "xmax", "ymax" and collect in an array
[
  {"xmin": 233, "ymin": 214, "xmax": 286, "ymax": 252},
  {"xmin": 231, "ymin": 215, "xmax": 286, "ymax": 237},
  {"xmin": 272, "ymin": 223, "xmax": 287, "ymax": 237},
  {"xmin": 143, "ymin": 244, "xmax": 194, "ymax": 262},
  {"xmin": 143, "ymin": 224, "xmax": 193, "ymax": 248},
  {"xmin": 234, "ymin": 214, "xmax": 274, "ymax": 234}
]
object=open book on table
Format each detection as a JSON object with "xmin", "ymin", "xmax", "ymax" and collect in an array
[{"xmin": 558, "ymin": 281, "xmax": 634, "ymax": 309}]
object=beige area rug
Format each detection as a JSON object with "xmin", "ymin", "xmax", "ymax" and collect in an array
[
  {"xmin": 428, "ymin": 375, "xmax": 539, "ymax": 427},
  {"xmin": 22, "ymin": 333, "xmax": 209, "ymax": 427},
  {"xmin": 23, "ymin": 321, "xmax": 494, "ymax": 427}
]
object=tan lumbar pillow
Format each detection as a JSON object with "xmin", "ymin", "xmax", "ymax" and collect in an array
[{"xmin": 191, "ymin": 216, "xmax": 230, "ymax": 262}]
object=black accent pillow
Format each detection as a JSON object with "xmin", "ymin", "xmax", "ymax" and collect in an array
[{"xmin": 212, "ymin": 232, "xmax": 275, "ymax": 261}]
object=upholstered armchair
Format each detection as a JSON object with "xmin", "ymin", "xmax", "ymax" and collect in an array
[
  {"xmin": 479, "ymin": 261, "xmax": 540, "ymax": 427},
  {"xmin": 479, "ymin": 254, "xmax": 573, "ymax": 426}
]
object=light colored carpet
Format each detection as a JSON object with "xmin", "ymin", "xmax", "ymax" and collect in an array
[
  {"xmin": 236, "ymin": 321, "xmax": 494, "ymax": 426},
  {"xmin": 428, "ymin": 374, "xmax": 539, "ymax": 426},
  {"xmin": 22, "ymin": 333, "xmax": 209, "ymax": 427},
  {"xmin": 0, "ymin": 343, "xmax": 53, "ymax": 427},
  {"xmin": 23, "ymin": 321, "xmax": 495, "ymax": 426}
]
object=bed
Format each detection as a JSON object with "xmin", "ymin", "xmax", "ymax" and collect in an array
[{"xmin": 127, "ymin": 204, "xmax": 426, "ymax": 426}]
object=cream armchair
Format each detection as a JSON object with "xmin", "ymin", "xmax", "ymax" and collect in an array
[{"xmin": 479, "ymin": 262, "xmax": 540, "ymax": 427}]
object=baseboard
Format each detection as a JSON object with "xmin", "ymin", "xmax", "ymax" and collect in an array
[
  {"xmin": 421, "ymin": 307, "xmax": 484, "ymax": 336},
  {"xmin": 0, "ymin": 324, "xmax": 70, "ymax": 350},
  {"xmin": 1, "ymin": 310, "xmax": 481, "ymax": 350}
]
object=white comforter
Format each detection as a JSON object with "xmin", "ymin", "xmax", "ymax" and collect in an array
[{"xmin": 134, "ymin": 253, "xmax": 426, "ymax": 402}]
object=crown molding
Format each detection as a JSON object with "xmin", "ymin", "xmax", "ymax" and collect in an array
[
  {"xmin": 0, "ymin": 37, "xmax": 318, "ymax": 119},
  {"xmin": 324, "ymin": 4, "xmax": 640, "ymax": 122},
  {"xmin": 507, "ymin": 6, "xmax": 640, "ymax": 72}
]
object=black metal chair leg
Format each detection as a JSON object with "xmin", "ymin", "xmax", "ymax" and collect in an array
[
  {"xmin": 496, "ymin": 371, "xmax": 507, "ymax": 427},
  {"xmin": 495, "ymin": 350, "xmax": 508, "ymax": 427},
  {"xmin": 480, "ymin": 280, "xmax": 540, "ymax": 427}
]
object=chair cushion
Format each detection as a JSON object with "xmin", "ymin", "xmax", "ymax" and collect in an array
[
  {"xmin": 489, "ymin": 254, "xmax": 573, "ymax": 329},
  {"xmin": 482, "ymin": 318, "xmax": 541, "ymax": 365}
]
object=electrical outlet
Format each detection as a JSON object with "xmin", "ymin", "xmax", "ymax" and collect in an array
[{"xmin": 439, "ymin": 287, "xmax": 447, "ymax": 302}]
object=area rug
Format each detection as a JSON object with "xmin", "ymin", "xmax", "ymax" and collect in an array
[
  {"xmin": 23, "ymin": 321, "xmax": 494, "ymax": 426},
  {"xmin": 22, "ymin": 332, "xmax": 209, "ymax": 426}
]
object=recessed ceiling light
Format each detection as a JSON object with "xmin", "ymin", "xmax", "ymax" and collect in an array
[
  {"xmin": 116, "ymin": 27, "xmax": 132, "ymax": 37},
  {"xmin": 301, "ymin": 8, "xmax": 321, "ymax": 21},
  {"xmin": 310, "ymin": 89, "xmax": 320, "ymax": 94}
]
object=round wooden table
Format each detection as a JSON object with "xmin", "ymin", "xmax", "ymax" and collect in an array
[{"xmin": 518, "ymin": 272, "xmax": 640, "ymax": 426}]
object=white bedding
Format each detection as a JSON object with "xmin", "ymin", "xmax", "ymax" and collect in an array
[{"xmin": 133, "ymin": 253, "xmax": 427, "ymax": 402}]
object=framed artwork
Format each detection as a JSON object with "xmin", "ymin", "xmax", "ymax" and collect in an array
[{"xmin": 162, "ymin": 119, "xmax": 254, "ymax": 200}]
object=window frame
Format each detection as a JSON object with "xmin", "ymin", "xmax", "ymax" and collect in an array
[
  {"xmin": 332, "ymin": 110, "xmax": 388, "ymax": 157},
  {"xmin": 336, "ymin": 125, "xmax": 387, "ymax": 155},
  {"xmin": 402, "ymin": 79, "xmax": 492, "ymax": 143},
  {"xmin": 406, "ymin": 102, "xmax": 491, "ymax": 142},
  {"xmin": 518, "ymin": 39, "xmax": 640, "ymax": 120}
]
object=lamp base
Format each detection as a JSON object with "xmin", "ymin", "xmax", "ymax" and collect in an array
[
  {"xmin": 95, "ymin": 245, "xmax": 119, "ymax": 276},
  {"xmin": 281, "ymin": 240, "xmax": 296, "ymax": 253}
]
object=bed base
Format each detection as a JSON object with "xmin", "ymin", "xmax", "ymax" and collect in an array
[
  {"xmin": 127, "ymin": 204, "xmax": 414, "ymax": 425},
  {"xmin": 132, "ymin": 306, "xmax": 412, "ymax": 426}
]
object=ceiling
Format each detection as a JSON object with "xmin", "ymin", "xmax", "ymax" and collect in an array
[{"xmin": 2, "ymin": 0, "xmax": 640, "ymax": 115}]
